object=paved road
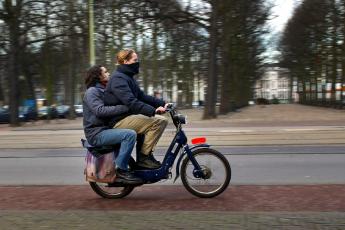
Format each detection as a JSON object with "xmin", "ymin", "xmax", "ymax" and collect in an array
[
  {"xmin": 1, "ymin": 145, "xmax": 344, "ymax": 157},
  {"xmin": 1, "ymin": 146, "xmax": 345, "ymax": 185}
]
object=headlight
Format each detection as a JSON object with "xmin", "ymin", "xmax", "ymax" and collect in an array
[{"xmin": 177, "ymin": 114, "xmax": 187, "ymax": 124}]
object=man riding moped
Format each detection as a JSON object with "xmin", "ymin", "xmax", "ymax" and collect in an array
[
  {"xmin": 104, "ymin": 49, "xmax": 170, "ymax": 169},
  {"xmin": 83, "ymin": 50, "xmax": 231, "ymax": 199}
]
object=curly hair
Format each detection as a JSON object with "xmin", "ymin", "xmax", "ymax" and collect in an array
[{"xmin": 85, "ymin": 65, "xmax": 103, "ymax": 89}]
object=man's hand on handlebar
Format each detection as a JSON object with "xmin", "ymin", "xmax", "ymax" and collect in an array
[{"xmin": 155, "ymin": 106, "xmax": 166, "ymax": 114}]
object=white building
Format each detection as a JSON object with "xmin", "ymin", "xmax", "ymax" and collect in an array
[
  {"xmin": 254, "ymin": 66, "xmax": 296, "ymax": 103},
  {"xmin": 142, "ymin": 73, "xmax": 205, "ymax": 107}
]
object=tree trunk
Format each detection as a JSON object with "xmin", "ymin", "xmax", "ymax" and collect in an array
[
  {"xmin": 5, "ymin": 0, "xmax": 21, "ymax": 126},
  {"xmin": 341, "ymin": 0, "xmax": 345, "ymax": 108},
  {"xmin": 220, "ymin": 45, "xmax": 233, "ymax": 114},
  {"xmin": 152, "ymin": 22, "xmax": 159, "ymax": 90},
  {"xmin": 203, "ymin": 0, "xmax": 219, "ymax": 119},
  {"xmin": 219, "ymin": 2, "xmax": 233, "ymax": 114},
  {"xmin": 141, "ymin": 40, "xmax": 149, "ymax": 93},
  {"xmin": 67, "ymin": 1, "xmax": 76, "ymax": 119},
  {"xmin": 8, "ymin": 30, "xmax": 20, "ymax": 126},
  {"xmin": 22, "ymin": 54, "xmax": 37, "ymax": 120}
]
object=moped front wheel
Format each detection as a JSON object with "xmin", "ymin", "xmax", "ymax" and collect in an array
[
  {"xmin": 89, "ymin": 182, "xmax": 134, "ymax": 199},
  {"xmin": 181, "ymin": 148, "xmax": 231, "ymax": 198}
]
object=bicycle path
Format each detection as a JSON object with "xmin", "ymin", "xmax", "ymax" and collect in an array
[{"xmin": 1, "ymin": 185, "xmax": 345, "ymax": 229}]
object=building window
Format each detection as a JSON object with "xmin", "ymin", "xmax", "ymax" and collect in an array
[{"xmin": 278, "ymin": 80, "xmax": 283, "ymax": 89}]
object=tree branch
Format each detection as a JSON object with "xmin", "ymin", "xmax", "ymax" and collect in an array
[{"xmin": 24, "ymin": 32, "xmax": 67, "ymax": 45}]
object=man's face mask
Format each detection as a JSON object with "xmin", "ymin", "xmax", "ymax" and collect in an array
[{"xmin": 127, "ymin": 62, "xmax": 140, "ymax": 74}]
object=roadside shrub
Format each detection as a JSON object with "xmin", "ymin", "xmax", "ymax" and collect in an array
[
  {"xmin": 271, "ymin": 98, "xmax": 279, "ymax": 104},
  {"xmin": 256, "ymin": 98, "xmax": 269, "ymax": 105}
]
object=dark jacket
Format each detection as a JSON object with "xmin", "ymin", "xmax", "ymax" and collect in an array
[
  {"xmin": 83, "ymin": 83, "xmax": 129, "ymax": 145},
  {"xmin": 104, "ymin": 65, "xmax": 165, "ymax": 126}
]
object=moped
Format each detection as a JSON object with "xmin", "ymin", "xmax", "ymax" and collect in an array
[{"xmin": 82, "ymin": 104, "xmax": 231, "ymax": 198}]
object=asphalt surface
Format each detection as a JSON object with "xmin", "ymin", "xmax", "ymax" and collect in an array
[
  {"xmin": 1, "ymin": 145, "xmax": 344, "ymax": 157},
  {"xmin": 1, "ymin": 150, "xmax": 345, "ymax": 185}
]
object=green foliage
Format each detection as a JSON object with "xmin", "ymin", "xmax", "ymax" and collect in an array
[
  {"xmin": 271, "ymin": 97, "xmax": 279, "ymax": 104},
  {"xmin": 280, "ymin": 0, "xmax": 345, "ymax": 107},
  {"xmin": 0, "ymin": 0, "xmax": 272, "ymax": 124},
  {"xmin": 219, "ymin": 0, "xmax": 271, "ymax": 114}
]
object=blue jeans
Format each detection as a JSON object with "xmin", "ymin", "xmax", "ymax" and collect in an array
[{"xmin": 94, "ymin": 129, "xmax": 136, "ymax": 170}]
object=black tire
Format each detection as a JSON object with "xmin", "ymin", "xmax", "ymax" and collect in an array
[
  {"xmin": 181, "ymin": 148, "xmax": 231, "ymax": 198},
  {"xmin": 89, "ymin": 156, "xmax": 137, "ymax": 199},
  {"xmin": 89, "ymin": 182, "xmax": 134, "ymax": 199}
]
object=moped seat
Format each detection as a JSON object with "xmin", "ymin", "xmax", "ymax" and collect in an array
[
  {"xmin": 81, "ymin": 139, "xmax": 94, "ymax": 148},
  {"xmin": 81, "ymin": 138, "xmax": 120, "ymax": 156}
]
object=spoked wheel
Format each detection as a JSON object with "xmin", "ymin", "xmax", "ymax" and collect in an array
[
  {"xmin": 89, "ymin": 182, "xmax": 134, "ymax": 199},
  {"xmin": 89, "ymin": 157, "xmax": 137, "ymax": 199},
  {"xmin": 181, "ymin": 148, "xmax": 231, "ymax": 198}
]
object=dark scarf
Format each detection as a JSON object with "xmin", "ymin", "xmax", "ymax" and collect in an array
[{"xmin": 117, "ymin": 62, "xmax": 140, "ymax": 77}]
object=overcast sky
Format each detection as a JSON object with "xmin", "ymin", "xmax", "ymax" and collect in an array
[
  {"xmin": 269, "ymin": 0, "xmax": 297, "ymax": 33},
  {"xmin": 265, "ymin": 0, "xmax": 299, "ymax": 62}
]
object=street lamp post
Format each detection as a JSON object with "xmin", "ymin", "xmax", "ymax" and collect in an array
[{"xmin": 89, "ymin": 0, "xmax": 95, "ymax": 66}]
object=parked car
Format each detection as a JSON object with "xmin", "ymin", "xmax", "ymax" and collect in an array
[
  {"xmin": 19, "ymin": 106, "xmax": 38, "ymax": 121},
  {"xmin": 56, "ymin": 104, "xmax": 83, "ymax": 118},
  {"xmin": 0, "ymin": 106, "xmax": 38, "ymax": 123},
  {"xmin": 56, "ymin": 105, "xmax": 70, "ymax": 118},
  {"xmin": 74, "ymin": 104, "xmax": 83, "ymax": 117},
  {"xmin": 38, "ymin": 106, "xmax": 59, "ymax": 119},
  {"xmin": 0, "ymin": 107, "xmax": 9, "ymax": 124},
  {"xmin": 192, "ymin": 100, "xmax": 204, "ymax": 108}
]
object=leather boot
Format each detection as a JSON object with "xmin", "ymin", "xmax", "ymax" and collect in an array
[
  {"xmin": 115, "ymin": 168, "xmax": 143, "ymax": 184},
  {"xmin": 148, "ymin": 153, "xmax": 161, "ymax": 165},
  {"xmin": 136, "ymin": 152, "xmax": 161, "ymax": 169}
]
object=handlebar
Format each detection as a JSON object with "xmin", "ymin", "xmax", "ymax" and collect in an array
[
  {"xmin": 155, "ymin": 103, "xmax": 175, "ymax": 115},
  {"xmin": 165, "ymin": 104, "xmax": 187, "ymax": 128},
  {"xmin": 155, "ymin": 103, "xmax": 186, "ymax": 128},
  {"xmin": 166, "ymin": 103, "xmax": 174, "ymax": 110}
]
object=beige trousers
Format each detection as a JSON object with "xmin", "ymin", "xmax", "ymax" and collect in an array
[{"xmin": 114, "ymin": 114, "xmax": 168, "ymax": 155}]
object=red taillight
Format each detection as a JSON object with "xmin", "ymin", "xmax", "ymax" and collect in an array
[{"xmin": 191, "ymin": 137, "xmax": 206, "ymax": 145}]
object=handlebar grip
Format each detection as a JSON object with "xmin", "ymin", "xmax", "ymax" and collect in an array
[{"xmin": 166, "ymin": 103, "xmax": 174, "ymax": 109}]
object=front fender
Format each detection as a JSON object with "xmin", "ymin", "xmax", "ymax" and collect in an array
[
  {"xmin": 173, "ymin": 143, "xmax": 211, "ymax": 182},
  {"xmin": 189, "ymin": 144, "xmax": 210, "ymax": 151}
]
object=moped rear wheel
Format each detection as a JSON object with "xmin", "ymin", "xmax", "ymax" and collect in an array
[
  {"xmin": 181, "ymin": 148, "xmax": 231, "ymax": 198},
  {"xmin": 89, "ymin": 157, "xmax": 137, "ymax": 199},
  {"xmin": 89, "ymin": 182, "xmax": 134, "ymax": 199}
]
